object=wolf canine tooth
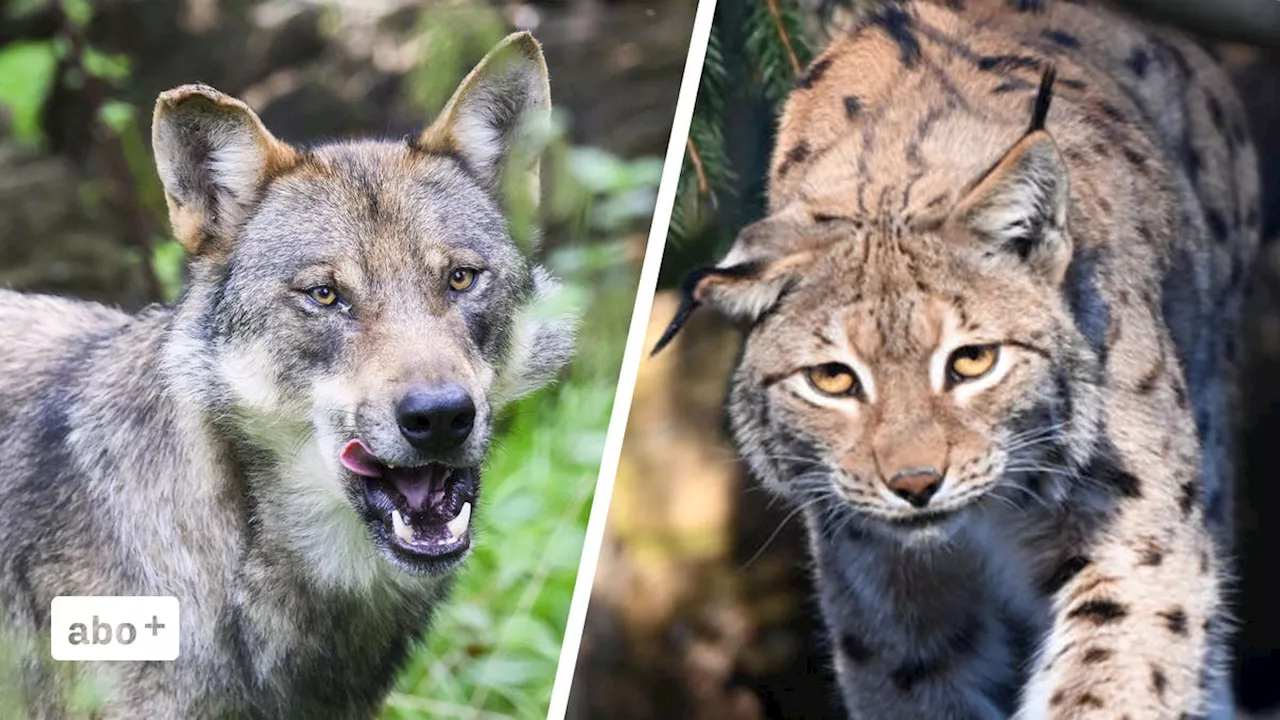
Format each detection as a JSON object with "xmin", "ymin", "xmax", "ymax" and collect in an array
[
  {"xmin": 391, "ymin": 509, "xmax": 414, "ymax": 543},
  {"xmin": 447, "ymin": 502, "xmax": 471, "ymax": 541}
]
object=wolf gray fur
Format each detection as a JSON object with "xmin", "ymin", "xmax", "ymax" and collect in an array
[{"xmin": 0, "ymin": 32, "xmax": 575, "ymax": 718}]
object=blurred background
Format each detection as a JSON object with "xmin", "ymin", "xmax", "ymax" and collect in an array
[
  {"xmin": 0, "ymin": 0, "xmax": 693, "ymax": 718},
  {"xmin": 566, "ymin": 0, "xmax": 1280, "ymax": 718}
]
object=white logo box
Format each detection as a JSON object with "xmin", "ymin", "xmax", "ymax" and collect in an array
[{"xmin": 50, "ymin": 596, "xmax": 180, "ymax": 661}]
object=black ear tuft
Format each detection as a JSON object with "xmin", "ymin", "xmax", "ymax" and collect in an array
[
  {"xmin": 649, "ymin": 263, "xmax": 761, "ymax": 356},
  {"xmin": 1029, "ymin": 64, "xmax": 1056, "ymax": 133}
]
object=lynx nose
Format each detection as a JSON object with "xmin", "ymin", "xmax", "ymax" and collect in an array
[
  {"xmin": 886, "ymin": 469, "xmax": 943, "ymax": 508},
  {"xmin": 396, "ymin": 384, "xmax": 475, "ymax": 452}
]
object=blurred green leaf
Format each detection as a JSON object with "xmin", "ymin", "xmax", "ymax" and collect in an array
[
  {"xmin": 151, "ymin": 240, "xmax": 185, "ymax": 303},
  {"xmin": 0, "ymin": 41, "xmax": 58, "ymax": 145},
  {"xmin": 97, "ymin": 100, "xmax": 134, "ymax": 134},
  {"xmin": 62, "ymin": 0, "xmax": 92, "ymax": 28},
  {"xmin": 81, "ymin": 47, "xmax": 131, "ymax": 84}
]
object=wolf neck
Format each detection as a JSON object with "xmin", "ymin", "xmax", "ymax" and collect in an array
[{"xmin": 151, "ymin": 297, "xmax": 444, "ymax": 705}]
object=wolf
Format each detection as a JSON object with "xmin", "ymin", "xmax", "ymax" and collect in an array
[{"xmin": 0, "ymin": 32, "xmax": 575, "ymax": 718}]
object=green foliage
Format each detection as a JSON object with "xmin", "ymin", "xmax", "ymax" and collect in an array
[
  {"xmin": 745, "ymin": 0, "xmax": 816, "ymax": 102},
  {"xmin": 670, "ymin": 27, "xmax": 733, "ymax": 243},
  {"xmin": 668, "ymin": 0, "xmax": 818, "ymax": 248},
  {"xmin": 151, "ymin": 240, "xmax": 186, "ymax": 302},
  {"xmin": 0, "ymin": 41, "xmax": 58, "ymax": 145},
  {"xmin": 406, "ymin": 2, "xmax": 511, "ymax": 115}
]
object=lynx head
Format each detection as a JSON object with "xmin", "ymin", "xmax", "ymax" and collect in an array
[{"xmin": 655, "ymin": 69, "xmax": 1106, "ymax": 537}]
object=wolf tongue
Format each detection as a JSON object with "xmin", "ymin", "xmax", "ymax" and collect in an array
[{"xmin": 388, "ymin": 466, "xmax": 446, "ymax": 511}]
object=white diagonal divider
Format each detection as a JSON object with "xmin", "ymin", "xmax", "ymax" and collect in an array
[{"xmin": 543, "ymin": 0, "xmax": 721, "ymax": 716}]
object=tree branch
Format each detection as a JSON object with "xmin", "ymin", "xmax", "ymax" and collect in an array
[
  {"xmin": 686, "ymin": 136, "xmax": 709, "ymax": 196},
  {"xmin": 764, "ymin": 0, "xmax": 802, "ymax": 76}
]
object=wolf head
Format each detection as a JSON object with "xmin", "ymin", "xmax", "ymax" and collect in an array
[{"xmin": 152, "ymin": 33, "xmax": 575, "ymax": 579}]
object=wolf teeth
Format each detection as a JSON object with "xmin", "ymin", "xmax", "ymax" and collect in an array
[
  {"xmin": 446, "ymin": 502, "xmax": 471, "ymax": 541},
  {"xmin": 391, "ymin": 509, "xmax": 415, "ymax": 543}
]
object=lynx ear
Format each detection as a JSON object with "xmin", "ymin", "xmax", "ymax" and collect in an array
[
  {"xmin": 952, "ymin": 129, "xmax": 1070, "ymax": 282},
  {"xmin": 651, "ymin": 217, "xmax": 830, "ymax": 355},
  {"xmin": 418, "ymin": 32, "xmax": 551, "ymax": 210},
  {"xmin": 152, "ymin": 84, "xmax": 299, "ymax": 256},
  {"xmin": 951, "ymin": 67, "xmax": 1071, "ymax": 282}
]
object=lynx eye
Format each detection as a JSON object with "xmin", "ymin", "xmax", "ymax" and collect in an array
[
  {"xmin": 805, "ymin": 363, "xmax": 861, "ymax": 397},
  {"xmin": 948, "ymin": 344, "xmax": 1000, "ymax": 382},
  {"xmin": 306, "ymin": 285, "xmax": 339, "ymax": 307},
  {"xmin": 449, "ymin": 268, "xmax": 477, "ymax": 292}
]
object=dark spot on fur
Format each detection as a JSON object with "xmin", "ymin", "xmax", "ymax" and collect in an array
[
  {"xmin": 1050, "ymin": 690, "xmax": 1065, "ymax": 706},
  {"xmin": 1162, "ymin": 42, "xmax": 1192, "ymax": 77},
  {"xmin": 812, "ymin": 212, "xmax": 842, "ymax": 223},
  {"xmin": 1098, "ymin": 102, "xmax": 1126, "ymax": 123},
  {"xmin": 1179, "ymin": 480, "xmax": 1199, "ymax": 516},
  {"xmin": 1207, "ymin": 209, "xmax": 1229, "ymax": 243},
  {"xmin": 1063, "ymin": 247, "xmax": 1110, "ymax": 366},
  {"xmin": 1042, "ymin": 555, "xmax": 1091, "ymax": 595},
  {"xmin": 796, "ymin": 57, "xmax": 832, "ymax": 89},
  {"xmin": 842, "ymin": 631, "xmax": 873, "ymax": 663},
  {"xmin": 948, "ymin": 0, "xmax": 966, "ymax": 9},
  {"xmin": 890, "ymin": 659, "xmax": 932, "ymax": 692},
  {"xmin": 1043, "ymin": 29, "xmax": 1080, "ymax": 48},
  {"xmin": 1060, "ymin": 78, "xmax": 1086, "ymax": 90},
  {"xmin": 1160, "ymin": 607, "xmax": 1189, "ymax": 636},
  {"xmin": 1009, "ymin": 0, "xmax": 1044, "ymax": 10},
  {"xmin": 977, "ymin": 55, "xmax": 1041, "ymax": 72},
  {"xmin": 1183, "ymin": 142, "xmax": 1201, "ymax": 178},
  {"xmin": 1078, "ymin": 693, "xmax": 1104, "ymax": 708},
  {"xmin": 776, "ymin": 142, "xmax": 811, "ymax": 178},
  {"xmin": 1152, "ymin": 665, "xmax": 1168, "ymax": 699},
  {"xmin": 1123, "ymin": 148, "xmax": 1147, "ymax": 169},
  {"xmin": 867, "ymin": 5, "xmax": 921, "ymax": 69},
  {"xmin": 992, "ymin": 82, "xmax": 1021, "ymax": 94},
  {"xmin": 1082, "ymin": 647, "xmax": 1113, "ymax": 664},
  {"xmin": 1128, "ymin": 48, "xmax": 1150, "ymax": 76},
  {"xmin": 1139, "ymin": 541, "xmax": 1165, "ymax": 567},
  {"xmin": 844, "ymin": 95, "xmax": 862, "ymax": 117},
  {"xmin": 1068, "ymin": 598, "xmax": 1129, "ymax": 625},
  {"xmin": 1109, "ymin": 471, "xmax": 1142, "ymax": 498},
  {"xmin": 1207, "ymin": 96, "xmax": 1226, "ymax": 131},
  {"xmin": 1137, "ymin": 354, "xmax": 1164, "ymax": 394}
]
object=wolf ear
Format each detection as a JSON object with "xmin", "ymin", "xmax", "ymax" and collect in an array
[
  {"xmin": 951, "ymin": 68, "xmax": 1070, "ymax": 283},
  {"xmin": 418, "ymin": 32, "xmax": 551, "ymax": 210},
  {"xmin": 650, "ymin": 217, "xmax": 824, "ymax": 355},
  {"xmin": 152, "ymin": 85, "xmax": 299, "ymax": 256}
]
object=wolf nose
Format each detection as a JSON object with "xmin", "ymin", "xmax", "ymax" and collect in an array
[
  {"xmin": 396, "ymin": 384, "xmax": 475, "ymax": 452},
  {"xmin": 886, "ymin": 469, "xmax": 943, "ymax": 508}
]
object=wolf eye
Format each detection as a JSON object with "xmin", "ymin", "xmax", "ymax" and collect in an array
[
  {"xmin": 805, "ymin": 363, "xmax": 861, "ymax": 397},
  {"xmin": 306, "ymin": 285, "xmax": 339, "ymax": 307},
  {"xmin": 449, "ymin": 268, "xmax": 477, "ymax": 292},
  {"xmin": 948, "ymin": 345, "xmax": 1000, "ymax": 383}
]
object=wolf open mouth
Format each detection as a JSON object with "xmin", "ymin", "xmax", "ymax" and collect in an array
[{"xmin": 340, "ymin": 439, "xmax": 475, "ymax": 566}]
